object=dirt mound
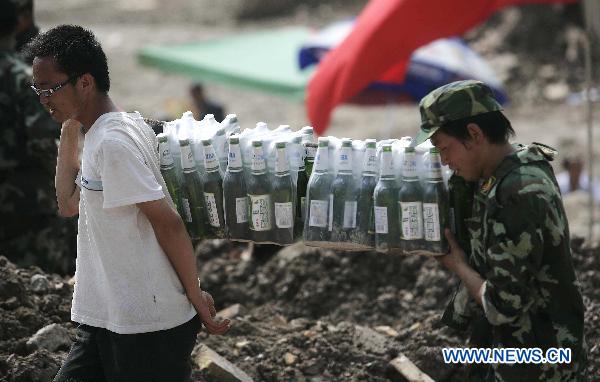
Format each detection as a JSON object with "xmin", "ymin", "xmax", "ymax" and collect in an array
[{"xmin": 0, "ymin": 238, "xmax": 599, "ymax": 381}]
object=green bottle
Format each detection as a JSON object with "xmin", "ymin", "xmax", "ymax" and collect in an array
[
  {"xmin": 398, "ymin": 147, "xmax": 424, "ymax": 251},
  {"xmin": 422, "ymin": 148, "xmax": 449, "ymax": 253},
  {"xmin": 356, "ymin": 139, "xmax": 377, "ymax": 247},
  {"xmin": 272, "ymin": 142, "xmax": 295, "ymax": 244},
  {"xmin": 304, "ymin": 137, "xmax": 334, "ymax": 242},
  {"xmin": 223, "ymin": 135, "xmax": 250, "ymax": 241},
  {"xmin": 202, "ymin": 139, "xmax": 225, "ymax": 238},
  {"xmin": 448, "ymin": 174, "xmax": 475, "ymax": 254},
  {"xmin": 247, "ymin": 140, "xmax": 273, "ymax": 243},
  {"xmin": 294, "ymin": 138, "xmax": 309, "ymax": 240},
  {"xmin": 157, "ymin": 134, "xmax": 186, "ymax": 221},
  {"xmin": 331, "ymin": 138, "xmax": 358, "ymax": 243},
  {"xmin": 303, "ymin": 142, "xmax": 317, "ymax": 179},
  {"xmin": 179, "ymin": 138, "xmax": 208, "ymax": 240},
  {"xmin": 374, "ymin": 144, "xmax": 399, "ymax": 252}
]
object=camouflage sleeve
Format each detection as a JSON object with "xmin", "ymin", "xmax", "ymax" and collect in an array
[
  {"xmin": 481, "ymin": 174, "xmax": 555, "ymax": 326},
  {"xmin": 14, "ymin": 65, "xmax": 60, "ymax": 171}
]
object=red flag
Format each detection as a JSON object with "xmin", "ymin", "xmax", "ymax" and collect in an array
[{"xmin": 306, "ymin": 0, "xmax": 578, "ymax": 135}]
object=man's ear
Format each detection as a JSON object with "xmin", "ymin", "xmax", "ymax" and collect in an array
[
  {"xmin": 466, "ymin": 123, "xmax": 484, "ymax": 143},
  {"xmin": 78, "ymin": 73, "xmax": 95, "ymax": 94}
]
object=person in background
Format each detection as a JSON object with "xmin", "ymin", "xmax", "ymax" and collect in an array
[
  {"xmin": 556, "ymin": 153, "xmax": 600, "ymax": 202},
  {"xmin": 13, "ymin": 0, "xmax": 39, "ymax": 63},
  {"xmin": 414, "ymin": 80, "xmax": 587, "ymax": 381},
  {"xmin": 25, "ymin": 24, "xmax": 229, "ymax": 381},
  {"xmin": 0, "ymin": 0, "xmax": 75, "ymax": 274},
  {"xmin": 190, "ymin": 82, "xmax": 224, "ymax": 122}
]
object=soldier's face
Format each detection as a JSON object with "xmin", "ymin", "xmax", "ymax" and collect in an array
[
  {"xmin": 431, "ymin": 131, "xmax": 481, "ymax": 182},
  {"xmin": 32, "ymin": 56, "xmax": 80, "ymax": 123}
]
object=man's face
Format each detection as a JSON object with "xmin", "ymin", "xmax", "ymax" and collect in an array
[
  {"xmin": 430, "ymin": 130, "xmax": 481, "ymax": 182},
  {"xmin": 32, "ymin": 56, "xmax": 80, "ymax": 123}
]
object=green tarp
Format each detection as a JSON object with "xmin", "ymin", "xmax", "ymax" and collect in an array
[{"xmin": 138, "ymin": 27, "xmax": 313, "ymax": 102}]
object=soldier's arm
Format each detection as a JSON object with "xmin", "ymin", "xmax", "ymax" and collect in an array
[
  {"xmin": 55, "ymin": 120, "xmax": 81, "ymax": 217},
  {"xmin": 440, "ymin": 229, "xmax": 485, "ymax": 306},
  {"xmin": 479, "ymin": 181, "xmax": 550, "ymax": 326}
]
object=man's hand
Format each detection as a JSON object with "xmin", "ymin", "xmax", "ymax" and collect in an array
[
  {"xmin": 437, "ymin": 228, "xmax": 468, "ymax": 273},
  {"xmin": 437, "ymin": 228, "xmax": 485, "ymax": 306},
  {"xmin": 191, "ymin": 291, "xmax": 230, "ymax": 335}
]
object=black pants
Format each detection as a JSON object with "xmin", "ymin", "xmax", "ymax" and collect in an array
[{"xmin": 53, "ymin": 316, "xmax": 201, "ymax": 382}]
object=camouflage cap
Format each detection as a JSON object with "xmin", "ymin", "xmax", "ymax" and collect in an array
[{"xmin": 414, "ymin": 80, "xmax": 503, "ymax": 145}]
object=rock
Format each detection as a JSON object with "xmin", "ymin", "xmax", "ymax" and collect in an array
[
  {"xmin": 26, "ymin": 324, "xmax": 71, "ymax": 352},
  {"xmin": 374, "ymin": 325, "xmax": 399, "ymax": 337},
  {"xmin": 353, "ymin": 325, "xmax": 388, "ymax": 355},
  {"xmin": 195, "ymin": 344, "xmax": 253, "ymax": 382},
  {"xmin": 30, "ymin": 274, "xmax": 50, "ymax": 293},
  {"xmin": 218, "ymin": 303, "xmax": 247, "ymax": 320},
  {"xmin": 235, "ymin": 340, "xmax": 250, "ymax": 349},
  {"xmin": 389, "ymin": 354, "xmax": 435, "ymax": 382},
  {"xmin": 283, "ymin": 352, "xmax": 297, "ymax": 365},
  {"xmin": 302, "ymin": 358, "xmax": 325, "ymax": 376}
]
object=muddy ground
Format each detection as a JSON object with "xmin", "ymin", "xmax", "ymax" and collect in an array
[{"xmin": 0, "ymin": 237, "xmax": 599, "ymax": 381}]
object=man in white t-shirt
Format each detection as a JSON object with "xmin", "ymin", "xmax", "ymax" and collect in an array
[{"xmin": 26, "ymin": 25, "xmax": 230, "ymax": 381}]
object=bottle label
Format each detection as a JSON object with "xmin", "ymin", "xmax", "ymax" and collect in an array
[
  {"xmin": 181, "ymin": 197, "xmax": 192, "ymax": 223},
  {"xmin": 249, "ymin": 194, "xmax": 272, "ymax": 231},
  {"xmin": 343, "ymin": 201, "xmax": 357, "ymax": 229},
  {"xmin": 309, "ymin": 199, "xmax": 328, "ymax": 228},
  {"xmin": 423, "ymin": 203, "xmax": 441, "ymax": 241},
  {"xmin": 328, "ymin": 194, "xmax": 333, "ymax": 231},
  {"xmin": 180, "ymin": 145, "xmax": 196, "ymax": 171},
  {"xmin": 204, "ymin": 148, "xmax": 220, "ymax": 172},
  {"xmin": 403, "ymin": 152, "xmax": 418, "ymax": 178},
  {"xmin": 314, "ymin": 148, "xmax": 329, "ymax": 172},
  {"xmin": 338, "ymin": 147, "xmax": 352, "ymax": 172},
  {"xmin": 275, "ymin": 148, "xmax": 290, "ymax": 174},
  {"xmin": 380, "ymin": 153, "xmax": 394, "ymax": 177},
  {"xmin": 228, "ymin": 145, "xmax": 243, "ymax": 172},
  {"xmin": 374, "ymin": 206, "xmax": 388, "ymax": 234},
  {"xmin": 428, "ymin": 154, "xmax": 443, "ymax": 179},
  {"xmin": 363, "ymin": 149, "xmax": 377, "ymax": 174},
  {"xmin": 158, "ymin": 141, "xmax": 174, "ymax": 167},
  {"xmin": 300, "ymin": 196, "xmax": 306, "ymax": 220},
  {"xmin": 275, "ymin": 202, "xmax": 293, "ymax": 229},
  {"xmin": 235, "ymin": 197, "xmax": 248, "ymax": 223},
  {"xmin": 400, "ymin": 201, "xmax": 423, "ymax": 240},
  {"xmin": 251, "ymin": 147, "xmax": 267, "ymax": 173},
  {"xmin": 203, "ymin": 192, "xmax": 220, "ymax": 227},
  {"xmin": 305, "ymin": 145, "xmax": 317, "ymax": 160}
]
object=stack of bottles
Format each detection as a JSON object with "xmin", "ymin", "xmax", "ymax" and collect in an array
[
  {"xmin": 156, "ymin": 111, "xmax": 468, "ymax": 255},
  {"xmin": 303, "ymin": 136, "xmax": 456, "ymax": 255},
  {"xmin": 157, "ymin": 111, "xmax": 314, "ymax": 245}
]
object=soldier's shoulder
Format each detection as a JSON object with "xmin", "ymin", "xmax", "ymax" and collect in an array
[
  {"xmin": 496, "ymin": 163, "xmax": 557, "ymax": 205},
  {"xmin": 0, "ymin": 51, "xmax": 33, "ymax": 94}
]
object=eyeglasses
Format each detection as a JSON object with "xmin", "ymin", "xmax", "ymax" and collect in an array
[{"xmin": 31, "ymin": 74, "xmax": 80, "ymax": 98}]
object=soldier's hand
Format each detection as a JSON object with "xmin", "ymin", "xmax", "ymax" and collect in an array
[
  {"xmin": 437, "ymin": 228, "xmax": 467, "ymax": 273},
  {"xmin": 192, "ymin": 290, "xmax": 230, "ymax": 335}
]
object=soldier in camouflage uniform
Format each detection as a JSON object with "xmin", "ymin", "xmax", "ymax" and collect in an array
[
  {"xmin": 0, "ymin": 0, "xmax": 75, "ymax": 274},
  {"xmin": 414, "ymin": 80, "xmax": 587, "ymax": 381}
]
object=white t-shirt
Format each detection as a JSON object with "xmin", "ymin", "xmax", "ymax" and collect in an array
[{"xmin": 73, "ymin": 111, "xmax": 196, "ymax": 334}]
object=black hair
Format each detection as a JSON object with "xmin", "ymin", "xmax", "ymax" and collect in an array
[
  {"xmin": 23, "ymin": 25, "xmax": 110, "ymax": 93},
  {"xmin": 0, "ymin": 0, "xmax": 18, "ymax": 38},
  {"xmin": 438, "ymin": 111, "xmax": 515, "ymax": 145}
]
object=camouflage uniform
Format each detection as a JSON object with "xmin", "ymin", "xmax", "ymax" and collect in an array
[
  {"xmin": 0, "ymin": 48, "xmax": 76, "ymax": 274},
  {"xmin": 416, "ymin": 81, "xmax": 587, "ymax": 381}
]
